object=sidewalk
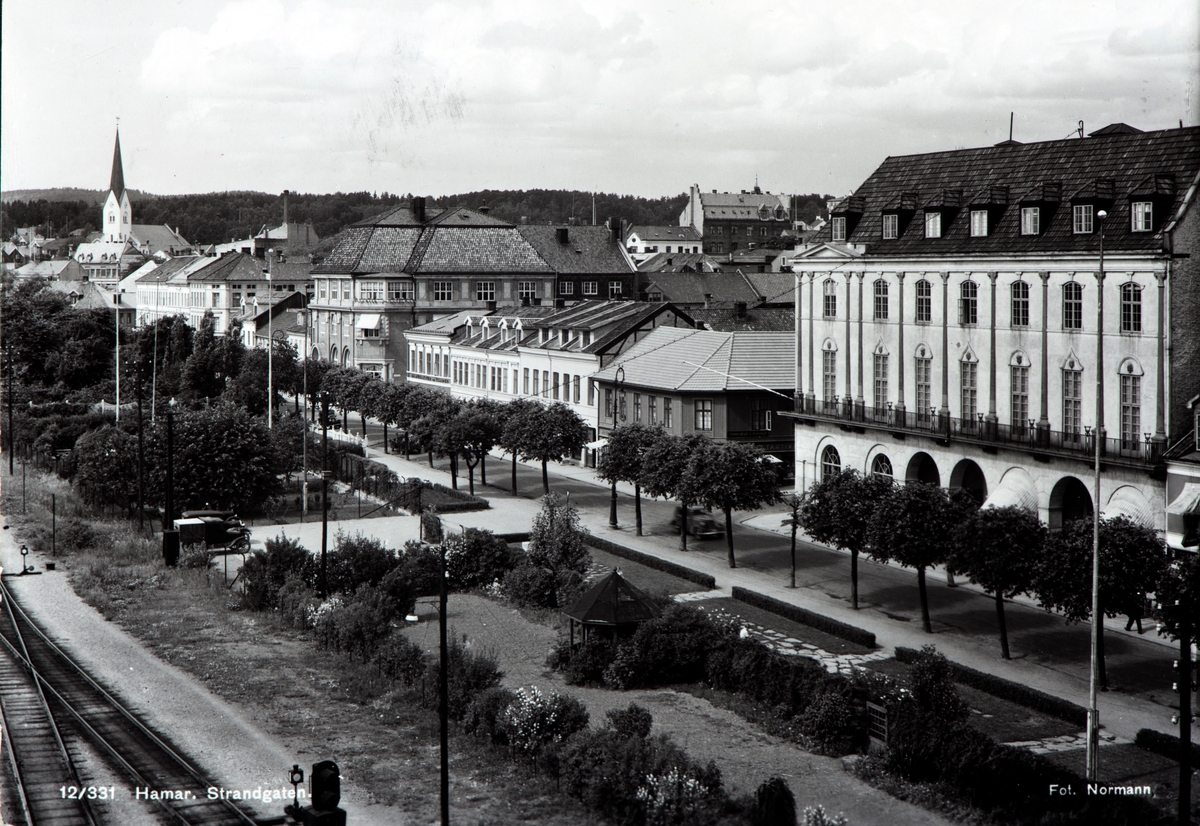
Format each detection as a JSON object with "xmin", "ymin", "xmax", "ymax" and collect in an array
[{"xmin": 350, "ymin": 441, "xmax": 1182, "ymax": 745}]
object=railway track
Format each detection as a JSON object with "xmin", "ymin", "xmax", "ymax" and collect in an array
[{"xmin": 0, "ymin": 576, "xmax": 266, "ymax": 826}]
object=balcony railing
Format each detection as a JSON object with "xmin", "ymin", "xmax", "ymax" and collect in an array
[{"xmin": 786, "ymin": 396, "xmax": 1160, "ymax": 466}]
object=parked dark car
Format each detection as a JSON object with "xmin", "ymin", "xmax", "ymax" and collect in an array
[{"xmin": 669, "ymin": 506, "xmax": 724, "ymax": 539}]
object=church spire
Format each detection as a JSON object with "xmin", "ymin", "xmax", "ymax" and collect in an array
[{"xmin": 110, "ymin": 129, "xmax": 125, "ymax": 200}]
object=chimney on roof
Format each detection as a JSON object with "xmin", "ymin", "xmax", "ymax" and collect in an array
[
  {"xmin": 413, "ymin": 197, "xmax": 426, "ymax": 223},
  {"xmin": 734, "ymin": 301, "xmax": 747, "ymax": 319},
  {"xmin": 282, "ymin": 190, "xmax": 289, "ymax": 226},
  {"xmin": 607, "ymin": 216, "xmax": 621, "ymax": 243},
  {"xmin": 704, "ymin": 293, "xmax": 713, "ymax": 309},
  {"xmin": 556, "ymin": 227, "xmax": 569, "ymax": 244},
  {"xmin": 479, "ymin": 202, "xmax": 490, "ymax": 215}
]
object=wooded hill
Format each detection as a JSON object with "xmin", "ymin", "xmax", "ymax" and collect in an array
[{"xmin": 3, "ymin": 188, "xmax": 830, "ymax": 248}]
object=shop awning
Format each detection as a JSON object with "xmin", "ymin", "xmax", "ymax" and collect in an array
[
  {"xmin": 1103, "ymin": 486, "xmax": 1155, "ymax": 527},
  {"xmin": 585, "ymin": 438, "xmax": 608, "ymax": 450},
  {"xmin": 355, "ymin": 313, "xmax": 382, "ymax": 330},
  {"xmin": 982, "ymin": 472, "xmax": 1038, "ymax": 513},
  {"xmin": 1167, "ymin": 483, "xmax": 1200, "ymax": 516}
]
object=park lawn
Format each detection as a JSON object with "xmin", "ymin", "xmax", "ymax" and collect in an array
[
  {"xmin": 584, "ymin": 544, "xmax": 709, "ymax": 599},
  {"xmin": 688, "ymin": 596, "xmax": 876, "ymax": 657}
]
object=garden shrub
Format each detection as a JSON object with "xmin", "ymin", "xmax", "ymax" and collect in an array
[
  {"xmin": 607, "ymin": 703, "xmax": 653, "ymax": 739},
  {"xmin": 502, "ymin": 562, "xmax": 558, "ymax": 610},
  {"xmin": 276, "ymin": 575, "xmax": 320, "ymax": 629},
  {"xmin": 548, "ymin": 637, "xmax": 617, "ymax": 686},
  {"xmin": 324, "ymin": 531, "xmax": 398, "ymax": 595},
  {"xmin": 799, "ymin": 689, "xmax": 856, "ymax": 755},
  {"xmin": 395, "ymin": 541, "xmax": 443, "ymax": 598},
  {"xmin": 751, "ymin": 777, "xmax": 797, "ymax": 826},
  {"xmin": 800, "ymin": 805, "xmax": 845, "ymax": 826},
  {"xmin": 420, "ymin": 640, "xmax": 503, "ymax": 721},
  {"xmin": 56, "ymin": 519, "xmax": 97, "ymax": 553},
  {"xmin": 372, "ymin": 633, "xmax": 427, "ymax": 686},
  {"xmin": 421, "ymin": 510, "xmax": 444, "ymax": 544},
  {"xmin": 550, "ymin": 729, "xmax": 725, "ymax": 826},
  {"xmin": 501, "ymin": 686, "xmax": 590, "ymax": 766},
  {"xmin": 241, "ymin": 534, "xmax": 311, "ymax": 610},
  {"xmin": 309, "ymin": 585, "xmax": 397, "ymax": 661},
  {"xmin": 603, "ymin": 605, "xmax": 725, "ymax": 690},
  {"xmin": 636, "ymin": 766, "xmax": 714, "ymax": 825},
  {"xmin": 462, "ymin": 686, "xmax": 517, "ymax": 746},
  {"xmin": 444, "ymin": 528, "xmax": 517, "ymax": 591},
  {"xmin": 179, "ymin": 544, "xmax": 211, "ymax": 570}
]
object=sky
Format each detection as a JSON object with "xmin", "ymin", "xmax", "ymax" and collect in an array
[{"xmin": 2, "ymin": 0, "xmax": 1196, "ymax": 200}]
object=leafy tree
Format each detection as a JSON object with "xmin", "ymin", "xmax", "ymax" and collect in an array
[
  {"xmin": 866, "ymin": 482, "xmax": 964, "ymax": 633},
  {"xmin": 953, "ymin": 506, "xmax": 1046, "ymax": 659},
  {"xmin": 442, "ymin": 401, "xmax": 502, "ymax": 495},
  {"xmin": 527, "ymin": 493, "xmax": 590, "ymax": 577},
  {"xmin": 410, "ymin": 393, "xmax": 462, "ymax": 479},
  {"xmin": 510, "ymin": 402, "xmax": 588, "ymax": 494},
  {"xmin": 641, "ymin": 433, "xmax": 707, "ymax": 552},
  {"xmin": 799, "ymin": 469, "xmax": 894, "ymax": 609},
  {"xmin": 73, "ymin": 424, "xmax": 141, "ymax": 514},
  {"xmin": 687, "ymin": 441, "xmax": 782, "ymax": 568},
  {"xmin": 1034, "ymin": 516, "xmax": 1167, "ymax": 688},
  {"xmin": 596, "ymin": 423, "xmax": 664, "ymax": 535},
  {"xmin": 498, "ymin": 398, "xmax": 541, "ymax": 494}
]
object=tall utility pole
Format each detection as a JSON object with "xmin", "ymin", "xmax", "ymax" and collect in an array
[
  {"xmin": 267, "ymin": 250, "xmax": 274, "ymax": 429},
  {"xmin": 7, "ymin": 336, "xmax": 14, "ymax": 475},
  {"xmin": 1086, "ymin": 209, "xmax": 1108, "ymax": 782},
  {"xmin": 320, "ymin": 393, "xmax": 330, "ymax": 598},
  {"xmin": 438, "ymin": 533, "xmax": 450, "ymax": 826},
  {"xmin": 114, "ymin": 289, "xmax": 124, "ymax": 421},
  {"xmin": 302, "ymin": 308, "xmax": 309, "ymax": 520}
]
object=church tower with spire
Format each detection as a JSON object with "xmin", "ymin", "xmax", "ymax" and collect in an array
[{"xmin": 102, "ymin": 129, "xmax": 132, "ymax": 242}]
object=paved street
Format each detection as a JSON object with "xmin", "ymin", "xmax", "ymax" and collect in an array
[{"xmin": 297, "ymin": 416, "xmax": 1186, "ymax": 751}]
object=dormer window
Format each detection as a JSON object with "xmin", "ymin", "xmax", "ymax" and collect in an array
[
  {"xmin": 969, "ymin": 209, "xmax": 989, "ymax": 237},
  {"xmin": 1072, "ymin": 204, "xmax": 1094, "ymax": 234},
  {"xmin": 1131, "ymin": 202, "xmax": 1153, "ymax": 232},
  {"xmin": 882, "ymin": 214, "xmax": 899, "ymax": 240},
  {"xmin": 831, "ymin": 216, "xmax": 846, "ymax": 241},
  {"xmin": 924, "ymin": 211, "xmax": 942, "ymax": 238},
  {"xmin": 1020, "ymin": 207, "xmax": 1040, "ymax": 236}
]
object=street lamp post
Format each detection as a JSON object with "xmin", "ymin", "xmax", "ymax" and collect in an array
[
  {"xmin": 1086, "ymin": 208, "xmax": 1108, "ymax": 782},
  {"xmin": 267, "ymin": 250, "xmax": 274, "ymax": 429},
  {"xmin": 301, "ymin": 308, "xmax": 309, "ymax": 521},
  {"xmin": 320, "ymin": 392, "xmax": 330, "ymax": 598},
  {"xmin": 114, "ymin": 289, "xmax": 124, "ymax": 421},
  {"xmin": 162, "ymin": 399, "xmax": 179, "ymax": 566}
]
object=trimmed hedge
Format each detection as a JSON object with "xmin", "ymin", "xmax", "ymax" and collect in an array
[
  {"xmin": 1135, "ymin": 727, "xmax": 1200, "ymax": 765},
  {"xmin": 731, "ymin": 587, "xmax": 877, "ymax": 648},
  {"xmin": 582, "ymin": 534, "xmax": 717, "ymax": 589},
  {"xmin": 894, "ymin": 646, "xmax": 1087, "ymax": 726}
]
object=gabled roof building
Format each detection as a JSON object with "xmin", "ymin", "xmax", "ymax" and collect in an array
[{"xmin": 785, "ymin": 123, "xmax": 1200, "ymax": 534}]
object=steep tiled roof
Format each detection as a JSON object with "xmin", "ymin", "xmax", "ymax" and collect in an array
[
  {"xmin": 743, "ymin": 272, "xmax": 795, "ymax": 305},
  {"xmin": 637, "ymin": 252, "xmax": 724, "ymax": 273},
  {"xmin": 110, "ymin": 130, "xmax": 125, "ymax": 199},
  {"xmin": 594, "ymin": 328, "xmax": 793, "ymax": 392},
  {"xmin": 638, "ymin": 272, "xmax": 759, "ymax": 306},
  {"xmin": 189, "ymin": 252, "xmax": 268, "ymax": 282},
  {"xmin": 355, "ymin": 227, "xmax": 423, "ymax": 271},
  {"xmin": 627, "ymin": 225, "xmax": 702, "ymax": 243},
  {"xmin": 518, "ymin": 225, "xmax": 634, "ymax": 274},
  {"xmin": 134, "ymin": 255, "xmax": 207, "ymax": 283},
  {"xmin": 413, "ymin": 227, "xmax": 551, "ymax": 273},
  {"xmin": 813, "ymin": 125, "xmax": 1200, "ymax": 255},
  {"xmin": 131, "ymin": 224, "xmax": 192, "ymax": 254},
  {"xmin": 691, "ymin": 306, "xmax": 796, "ymax": 332}
]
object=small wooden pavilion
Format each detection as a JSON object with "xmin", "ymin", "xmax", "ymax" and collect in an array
[{"xmin": 564, "ymin": 569, "xmax": 662, "ymax": 645}]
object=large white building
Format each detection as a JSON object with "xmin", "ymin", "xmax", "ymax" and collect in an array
[{"xmin": 784, "ymin": 123, "xmax": 1200, "ymax": 535}]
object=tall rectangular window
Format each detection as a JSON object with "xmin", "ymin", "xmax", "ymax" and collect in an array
[
  {"xmin": 523, "ymin": 368, "xmax": 530, "ymax": 394},
  {"xmin": 1063, "ymin": 282, "xmax": 1083, "ymax": 330},
  {"xmin": 823, "ymin": 280, "xmax": 837, "ymax": 318},
  {"xmin": 873, "ymin": 353, "xmax": 889, "ymax": 410},
  {"xmin": 542, "ymin": 371, "xmax": 549, "ymax": 396},
  {"xmin": 751, "ymin": 399, "xmax": 772, "ymax": 431},
  {"xmin": 924, "ymin": 211, "xmax": 942, "ymax": 238},
  {"xmin": 532, "ymin": 370, "xmax": 539, "ymax": 396},
  {"xmin": 915, "ymin": 279, "xmax": 932, "ymax": 323},
  {"xmin": 1011, "ymin": 365, "xmax": 1029, "ymax": 427},
  {"xmin": 823, "ymin": 350, "xmax": 837, "ymax": 402},
  {"xmin": 1073, "ymin": 204, "xmax": 1094, "ymax": 234},
  {"xmin": 1020, "ymin": 207, "xmax": 1040, "ymax": 236},
  {"xmin": 587, "ymin": 378, "xmax": 595, "ymax": 406},
  {"xmin": 970, "ymin": 209, "xmax": 988, "ymax": 237},
  {"xmin": 694, "ymin": 399, "xmax": 713, "ymax": 430},
  {"xmin": 476, "ymin": 281, "xmax": 496, "ymax": 301},
  {"xmin": 882, "ymin": 214, "xmax": 898, "ymax": 239},
  {"xmin": 831, "ymin": 216, "xmax": 846, "ymax": 241},
  {"xmin": 1062, "ymin": 369, "xmax": 1082, "ymax": 438},
  {"xmin": 605, "ymin": 388, "xmax": 613, "ymax": 417},
  {"xmin": 552, "ymin": 372, "xmax": 560, "ymax": 400},
  {"xmin": 1120, "ymin": 283, "xmax": 1142, "ymax": 333},
  {"xmin": 873, "ymin": 280, "xmax": 889, "ymax": 320},
  {"xmin": 664, "ymin": 398, "xmax": 673, "ymax": 428},
  {"xmin": 433, "ymin": 281, "xmax": 453, "ymax": 301},
  {"xmin": 916, "ymin": 356, "xmax": 932, "ymax": 420},
  {"xmin": 633, "ymin": 393, "xmax": 642, "ymax": 422},
  {"xmin": 1131, "ymin": 202, "xmax": 1153, "ymax": 232},
  {"xmin": 1121, "ymin": 374, "xmax": 1141, "ymax": 450},
  {"xmin": 961, "ymin": 361, "xmax": 978, "ymax": 420},
  {"xmin": 649, "ymin": 395, "xmax": 658, "ymax": 423},
  {"xmin": 1011, "ymin": 281, "xmax": 1030, "ymax": 327},
  {"xmin": 319, "ymin": 280, "xmax": 327, "ymax": 299},
  {"xmin": 959, "ymin": 281, "xmax": 978, "ymax": 325},
  {"xmin": 574, "ymin": 376, "xmax": 581, "ymax": 403}
]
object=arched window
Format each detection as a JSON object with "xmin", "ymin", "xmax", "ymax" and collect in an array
[
  {"xmin": 1062, "ymin": 282, "xmax": 1083, "ymax": 330},
  {"xmin": 871, "ymin": 454, "xmax": 893, "ymax": 479},
  {"xmin": 1120, "ymin": 283, "xmax": 1142, "ymax": 333},
  {"xmin": 821, "ymin": 445, "xmax": 841, "ymax": 480},
  {"xmin": 915, "ymin": 279, "xmax": 932, "ymax": 323},
  {"xmin": 873, "ymin": 279, "xmax": 889, "ymax": 320},
  {"xmin": 1011, "ymin": 280, "xmax": 1029, "ymax": 327},
  {"xmin": 958, "ymin": 280, "xmax": 978, "ymax": 325}
]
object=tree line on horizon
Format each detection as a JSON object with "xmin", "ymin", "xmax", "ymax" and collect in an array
[{"xmin": 2, "ymin": 188, "xmax": 831, "ymax": 249}]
